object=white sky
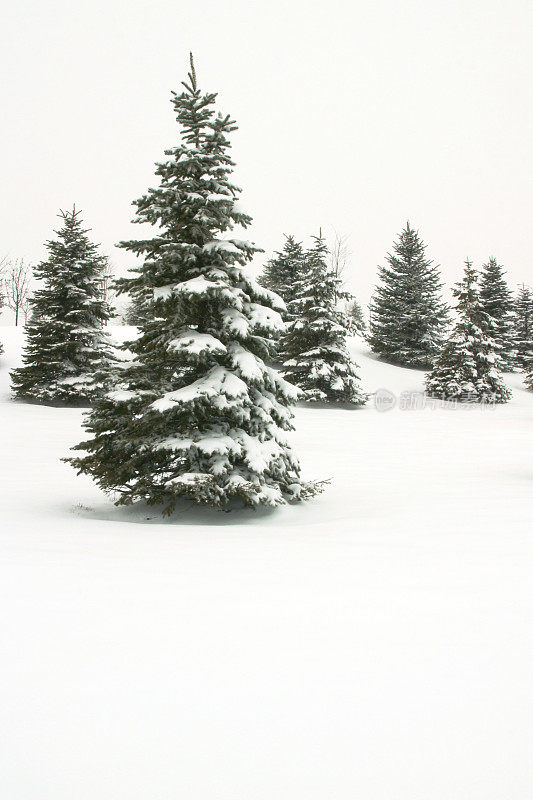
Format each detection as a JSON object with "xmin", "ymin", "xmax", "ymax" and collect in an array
[{"xmin": 1, "ymin": 0, "xmax": 532, "ymax": 307}]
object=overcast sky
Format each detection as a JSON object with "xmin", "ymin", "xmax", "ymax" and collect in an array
[{"xmin": 1, "ymin": 0, "xmax": 532, "ymax": 307}]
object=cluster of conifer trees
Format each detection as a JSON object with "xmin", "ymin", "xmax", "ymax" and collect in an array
[
  {"xmin": 367, "ymin": 234, "xmax": 532, "ymax": 402},
  {"xmin": 3, "ymin": 55, "xmax": 533, "ymax": 513},
  {"xmin": 260, "ymin": 235, "xmax": 366, "ymax": 405},
  {"xmin": 264, "ymin": 223, "xmax": 533, "ymax": 404}
]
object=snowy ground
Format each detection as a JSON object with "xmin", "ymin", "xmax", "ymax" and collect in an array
[{"xmin": 1, "ymin": 325, "xmax": 532, "ymax": 800}]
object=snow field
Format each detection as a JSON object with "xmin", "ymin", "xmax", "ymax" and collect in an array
[{"xmin": 1, "ymin": 326, "xmax": 533, "ymax": 799}]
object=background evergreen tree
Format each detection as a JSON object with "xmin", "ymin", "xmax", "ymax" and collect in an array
[
  {"xmin": 258, "ymin": 234, "xmax": 307, "ymax": 362},
  {"xmin": 281, "ymin": 235, "xmax": 366, "ymax": 404},
  {"xmin": 479, "ymin": 257, "xmax": 515, "ymax": 370},
  {"xmin": 259, "ymin": 235, "xmax": 306, "ymax": 319},
  {"xmin": 425, "ymin": 260, "xmax": 510, "ymax": 403},
  {"xmin": 513, "ymin": 284, "xmax": 533, "ymax": 369},
  {"xmin": 68, "ymin": 55, "xmax": 317, "ymax": 513},
  {"xmin": 525, "ymin": 362, "xmax": 533, "ymax": 391},
  {"xmin": 121, "ymin": 281, "xmax": 154, "ymax": 326},
  {"xmin": 346, "ymin": 296, "xmax": 366, "ymax": 336},
  {"xmin": 369, "ymin": 222, "xmax": 448, "ymax": 367},
  {"xmin": 11, "ymin": 209, "xmax": 113, "ymax": 403}
]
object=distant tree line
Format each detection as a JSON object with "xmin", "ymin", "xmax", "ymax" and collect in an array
[{"xmin": 261, "ymin": 222, "xmax": 533, "ymax": 403}]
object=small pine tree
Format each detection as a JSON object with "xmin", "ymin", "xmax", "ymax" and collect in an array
[
  {"xmin": 513, "ymin": 284, "xmax": 533, "ymax": 369},
  {"xmin": 479, "ymin": 257, "xmax": 515, "ymax": 371},
  {"xmin": 369, "ymin": 222, "xmax": 448, "ymax": 367},
  {"xmin": 11, "ymin": 209, "xmax": 114, "ymax": 403},
  {"xmin": 121, "ymin": 282, "xmax": 154, "ymax": 326},
  {"xmin": 67, "ymin": 55, "xmax": 318, "ymax": 513},
  {"xmin": 346, "ymin": 296, "xmax": 366, "ymax": 336},
  {"xmin": 258, "ymin": 235, "xmax": 307, "ymax": 362},
  {"xmin": 425, "ymin": 260, "xmax": 511, "ymax": 403},
  {"xmin": 281, "ymin": 235, "xmax": 366, "ymax": 404},
  {"xmin": 525, "ymin": 363, "xmax": 533, "ymax": 391},
  {"xmin": 259, "ymin": 235, "xmax": 306, "ymax": 320}
]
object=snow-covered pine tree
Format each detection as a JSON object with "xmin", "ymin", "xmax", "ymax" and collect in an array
[
  {"xmin": 513, "ymin": 284, "xmax": 533, "ymax": 370},
  {"xmin": 369, "ymin": 222, "xmax": 448, "ymax": 367},
  {"xmin": 10, "ymin": 208, "xmax": 114, "ymax": 403},
  {"xmin": 525, "ymin": 362, "xmax": 533, "ymax": 391},
  {"xmin": 121, "ymin": 281, "xmax": 154, "ymax": 326},
  {"xmin": 479, "ymin": 257, "xmax": 515, "ymax": 370},
  {"xmin": 258, "ymin": 235, "xmax": 307, "ymax": 362},
  {"xmin": 67, "ymin": 55, "xmax": 316, "ymax": 513},
  {"xmin": 259, "ymin": 235, "xmax": 306, "ymax": 320},
  {"xmin": 346, "ymin": 296, "xmax": 366, "ymax": 336},
  {"xmin": 425, "ymin": 260, "xmax": 511, "ymax": 403},
  {"xmin": 281, "ymin": 235, "xmax": 366, "ymax": 404}
]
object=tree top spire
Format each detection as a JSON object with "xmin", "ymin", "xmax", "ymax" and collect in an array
[
  {"xmin": 58, "ymin": 205, "xmax": 81, "ymax": 221},
  {"xmin": 188, "ymin": 52, "xmax": 197, "ymax": 91}
]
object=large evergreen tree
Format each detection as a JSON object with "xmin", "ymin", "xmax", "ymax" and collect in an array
[
  {"xmin": 281, "ymin": 235, "xmax": 366, "ymax": 404},
  {"xmin": 369, "ymin": 222, "xmax": 448, "ymax": 367},
  {"xmin": 67, "ymin": 55, "xmax": 316, "ymax": 513},
  {"xmin": 11, "ymin": 209, "xmax": 113, "ymax": 403},
  {"xmin": 513, "ymin": 284, "xmax": 533, "ymax": 370},
  {"xmin": 479, "ymin": 257, "xmax": 515, "ymax": 370},
  {"xmin": 425, "ymin": 261, "xmax": 511, "ymax": 403}
]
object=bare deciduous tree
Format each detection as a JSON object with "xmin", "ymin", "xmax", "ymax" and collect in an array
[
  {"xmin": 4, "ymin": 258, "xmax": 32, "ymax": 326},
  {"xmin": 100, "ymin": 259, "xmax": 118, "ymax": 318},
  {"xmin": 0, "ymin": 255, "xmax": 8, "ymax": 314},
  {"xmin": 329, "ymin": 230, "xmax": 350, "ymax": 286},
  {"xmin": 329, "ymin": 230, "xmax": 351, "ymax": 305},
  {"xmin": 327, "ymin": 231, "xmax": 366, "ymax": 332}
]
